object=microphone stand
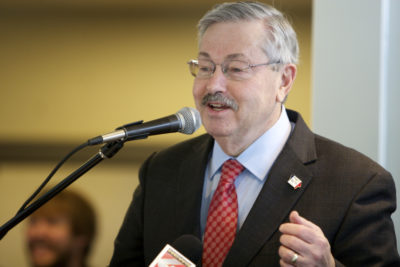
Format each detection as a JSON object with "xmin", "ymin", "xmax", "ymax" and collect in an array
[{"xmin": 0, "ymin": 140, "xmax": 125, "ymax": 240}]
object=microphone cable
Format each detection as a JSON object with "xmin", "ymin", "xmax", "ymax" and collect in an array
[{"xmin": 16, "ymin": 141, "xmax": 90, "ymax": 215}]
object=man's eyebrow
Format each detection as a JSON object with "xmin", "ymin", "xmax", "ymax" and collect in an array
[
  {"xmin": 197, "ymin": 52, "xmax": 247, "ymax": 60},
  {"xmin": 226, "ymin": 53, "xmax": 246, "ymax": 60},
  {"xmin": 198, "ymin": 52, "xmax": 211, "ymax": 58}
]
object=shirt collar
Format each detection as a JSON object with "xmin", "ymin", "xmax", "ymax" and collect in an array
[{"xmin": 209, "ymin": 105, "xmax": 292, "ymax": 181}]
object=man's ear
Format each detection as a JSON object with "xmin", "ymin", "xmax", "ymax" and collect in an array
[{"xmin": 277, "ymin": 64, "xmax": 297, "ymax": 103}]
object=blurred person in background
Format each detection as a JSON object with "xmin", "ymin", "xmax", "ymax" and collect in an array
[{"xmin": 25, "ymin": 189, "xmax": 96, "ymax": 267}]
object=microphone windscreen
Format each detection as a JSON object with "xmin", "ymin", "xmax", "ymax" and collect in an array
[
  {"xmin": 172, "ymin": 235, "xmax": 203, "ymax": 264},
  {"xmin": 177, "ymin": 107, "xmax": 201, "ymax": 134}
]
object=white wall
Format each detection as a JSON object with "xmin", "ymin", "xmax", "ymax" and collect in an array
[
  {"xmin": 312, "ymin": 0, "xmax": 400, "ymax": 249},
  {"xmin": 385, "ymin": 0, "xmax": 400, "ymax": 248}
]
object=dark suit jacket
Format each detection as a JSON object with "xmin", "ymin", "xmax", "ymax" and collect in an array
[{"xmin": 110, "ymin": 110, "xmax": 400, "ymax": 266}]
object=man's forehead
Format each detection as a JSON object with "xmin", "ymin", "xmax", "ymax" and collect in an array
[{"xmin": 30, "ymin": 211, "xmax": 70, "ymax": 221}]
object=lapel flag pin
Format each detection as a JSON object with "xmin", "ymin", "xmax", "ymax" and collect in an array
[{"xmin": 288, "ymin": 175, "xmax": 302, "ymax": 190}]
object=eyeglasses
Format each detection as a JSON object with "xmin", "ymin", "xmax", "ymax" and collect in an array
[{"xmin": 187, "ymin": 58, "xmax": 279, "ymax": 80}]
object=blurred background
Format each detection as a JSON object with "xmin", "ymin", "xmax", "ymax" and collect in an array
[{"xmin": 0, "ymin": 0, "xmax": 398, "ymax": 266}]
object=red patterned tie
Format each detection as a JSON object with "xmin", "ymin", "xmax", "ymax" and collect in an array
[{"xmin": 202, "ymin": 159, "xmax": 244, "ymax": 267}]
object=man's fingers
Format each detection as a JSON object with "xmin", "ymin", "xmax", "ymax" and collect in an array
[
  {"xmin": 280, "ymin": 231, "xmax": 309, "ymax": 252},
  {"xmin": 279, "ymin": 211, "xmax": 335, "ymax": 267},
  {"xmin": 289, "ymin": 211, "xmax": 319, "ymax": 230},
  {"xmin": 280, "ymin": 211, "xmax": 326, "ymax": 246},
  {"xmin": 278, "ymin": 245, "xmax": 301, "ymax": 266}
]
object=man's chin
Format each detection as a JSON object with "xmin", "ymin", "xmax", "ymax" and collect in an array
[
  {"xmin": 204, "ymin": 123, "xmax": 234, "ymax": 139},
  {"xmin": 29, "ymin": 248, "xmax": 59, "ymax": 267}
]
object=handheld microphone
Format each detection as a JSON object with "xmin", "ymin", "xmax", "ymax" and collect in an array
[
  {"xmin": 149, "ymin": 235, "xmax": 202, "ymax": 267},
  {"xmin": 88, "ymin": 107, "xmax": 201, "ymax": 145}
]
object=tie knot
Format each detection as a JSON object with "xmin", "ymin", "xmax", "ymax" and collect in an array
[{"xmin": 221, "ymin": 159, "xmax": 244, "ymax": 184}]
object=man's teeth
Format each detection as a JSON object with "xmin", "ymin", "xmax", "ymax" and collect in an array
[{"xmin": 209, "ymin": 103, "xmax": 227, "ymax": 110}]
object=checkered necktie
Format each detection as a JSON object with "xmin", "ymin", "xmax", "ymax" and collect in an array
[{"xmin": 202, "ymin": 159, "xmax": 244, "ymax": 267}]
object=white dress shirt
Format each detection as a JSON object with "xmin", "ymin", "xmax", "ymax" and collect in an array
[{"xmin": 200, "ymin": 106, "xmax": 292, "ymax": 237}]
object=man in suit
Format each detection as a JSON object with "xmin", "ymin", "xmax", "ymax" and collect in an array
[{"xmin": 110, "ymin": 2, "xmax": 399, "ymax": 266}]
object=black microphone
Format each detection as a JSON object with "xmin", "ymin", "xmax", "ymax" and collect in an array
[
  {"xmin": 88, "ymin": 107, "xmax": 201, "ymax": 145},
  {"xmin": 149, "ymin": 235, "xmax": 203, "ymax": 267}
]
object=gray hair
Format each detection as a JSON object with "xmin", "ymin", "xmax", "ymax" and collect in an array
[{"xmin": 197, "ymin": 1, "xmax": 299, "ymax": 65}]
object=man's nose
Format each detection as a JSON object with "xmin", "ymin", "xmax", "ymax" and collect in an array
[
  {"xmin": 28, "ymin": 220, "xmax": 49, "ymax": 238},
  {"xmin": 206, "ymin": 65, "xmax": 227, "ymax": 94}
]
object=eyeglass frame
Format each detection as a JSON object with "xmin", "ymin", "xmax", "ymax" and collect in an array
[{"xmin": 187, "ymin": 58, "xmax": 281, "ymax": 80}]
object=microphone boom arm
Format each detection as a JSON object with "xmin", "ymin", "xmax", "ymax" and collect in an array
[{"xmin": 0, "ymin": 141, "xmax": 124, "ymax": 240}]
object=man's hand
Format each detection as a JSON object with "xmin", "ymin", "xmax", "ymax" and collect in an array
[{"xmin": 278, "ymin": 211, "xmax": 335, "ymax": 267}]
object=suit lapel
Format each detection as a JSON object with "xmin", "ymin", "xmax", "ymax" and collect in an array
[
  {"xmin": 224, "ymin": 110, "xmax": 317, "ymax": 266},
  {"xmin": 174, "ymin": 135, "xmax": 214, "ymax": 239}
]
